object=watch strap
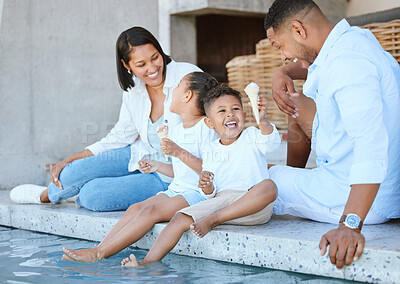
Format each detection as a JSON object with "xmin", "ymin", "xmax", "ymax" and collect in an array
[{"xmin": 340, "ymin": 214, "xmax": 363, "ymax": 230}]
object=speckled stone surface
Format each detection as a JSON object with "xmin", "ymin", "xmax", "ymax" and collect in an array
[{"xmin": 0, "ymin": 190, "xmax": 399, "ymax": 283}]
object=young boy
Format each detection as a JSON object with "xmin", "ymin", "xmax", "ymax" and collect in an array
[{"xmin": 121, "ymin": 84, "xmax": 280, "ymax": 267}]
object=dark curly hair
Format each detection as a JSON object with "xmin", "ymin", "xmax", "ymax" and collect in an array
[
  {"xmin": 264, "ymin": 0, "xmax": 318, "ymax": 31},
  {"xmin": 202, "ymin": 84, "xmax": 242, "ymax": 116},
  {"xmin": 185, "ymin": 72, "xmax": 219, "ymax": 115}
]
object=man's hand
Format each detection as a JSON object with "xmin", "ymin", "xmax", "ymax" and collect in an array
[
  {"xmin": 319, "ymin": 224, "xmax": 365, "ymax": 268},
  {"xmin": 160, "ymin": 138, "xmax": 183, "ymax": 157},
  {"xmin": 272, "ymin": 68, "xmax": 300, "ymax": 118}
]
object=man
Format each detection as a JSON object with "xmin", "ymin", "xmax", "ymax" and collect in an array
[{"xmin": 265, "ymin": 0, "xmax": 400, "ymax": 268}]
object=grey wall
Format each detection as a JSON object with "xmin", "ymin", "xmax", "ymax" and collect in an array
[{"xmin": 0, "ymin": 0, "xmax": 158, "ymax": 189}]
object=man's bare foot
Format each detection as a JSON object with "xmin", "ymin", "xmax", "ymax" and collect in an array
[
  {"xmin": 190, "ymin": 214, "xmax": 219, "ymax": 238},
  {"xmin": 121, "ymin": 254, "xmax": 139, "ymax": 267},
  {"xmin": 62, "ymin": 247, "xmax": 102, "ymax": 263}
]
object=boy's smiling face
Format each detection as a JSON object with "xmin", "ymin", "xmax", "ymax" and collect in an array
[{"xmin": 205, "ymin": 94, "xmax": 246, "ymax": 145}]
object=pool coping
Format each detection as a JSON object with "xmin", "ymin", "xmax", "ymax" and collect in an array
[{"xmin": 0, "ymin": 190, "xmax": 399, "ymax": 283}]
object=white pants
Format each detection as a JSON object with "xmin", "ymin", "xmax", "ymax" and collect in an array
[{"xmin": 269, "ymin": 165, "xmax": 389, "ymax": 225}]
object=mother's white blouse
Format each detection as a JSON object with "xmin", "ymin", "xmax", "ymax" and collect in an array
[{"xmin": 86, "ymin": 60, "xmax": 201, "ymax": 172}]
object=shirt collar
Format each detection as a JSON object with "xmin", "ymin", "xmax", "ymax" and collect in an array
[
  {"xmin": 163, "ymin": 60, "xmax": 176, "ymax": 88},
  {"xmin": 312, "ymin": 19, "xmax": 351, "ymax": 67}
]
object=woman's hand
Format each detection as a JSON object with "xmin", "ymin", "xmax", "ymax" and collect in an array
[
  {"xmin": 198, "ymin": 171, "xmax": 214, "ymax": 195},
  {"xmin": 160, "ymin": 138, "xmax": 183, "ymax": 157},
  {"xmin": 138, "ymin": 159, "xmax": 159, "ymax": 174},
  {"xmin": 50, "ymin": 161, "xmax": 69, "ymax": 189},
  {"xmin": 50, "ymin": 149, "xmax": 93, "ymax": 189}
]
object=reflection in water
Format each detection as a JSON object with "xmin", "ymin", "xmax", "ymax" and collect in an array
[{"xmin": 0, "ymin": 226, "xmax": 355, "ymax": 283}]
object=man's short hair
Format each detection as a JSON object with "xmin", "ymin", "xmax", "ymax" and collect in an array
[
  {"xmin": 202, "ymin": 84, "xmax": 242, "ymax": 116},
  {"xmin": 264, "ymin": 0, "xmax": 318, "ymax": 31}
]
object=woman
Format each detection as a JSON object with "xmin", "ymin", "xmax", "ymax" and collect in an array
[{"xmin": 10, "ymin": 26, "xmax": 201, "ymax": 211}]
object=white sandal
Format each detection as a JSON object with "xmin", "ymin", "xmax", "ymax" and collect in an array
[{"xmin": 9, "ymin": 184, "xmax": 47, "ymax": 204}]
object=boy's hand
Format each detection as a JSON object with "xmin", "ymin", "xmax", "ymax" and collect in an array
[
  {"xmin": 258, "ymin": 96, "xmax": 269, "ymax": 123},
  {"xmin": 199, "ymin": 171, "xmax": 214, "ymax": 195},
  {"xmin": 160, "ymin": 138, "xmax": 183, "ymax": 157},
  {"xmin": 138, "ymin": 159, "xmax": 159, "ymax": 174}
]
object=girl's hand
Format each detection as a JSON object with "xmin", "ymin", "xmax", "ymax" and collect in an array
[
  {"xmin": 138, "ymin": 159, "xmax": 159, "ymax": 174},
  {"xmin": 198, "ymin": 171, "xmax": 214, "ymax": 194},
  {"xmin": 257, "ymin": 96, "xmax": 269, "ymax": 123},
  {"xmin": 50, "ymin": 161, "xmax": 69, "ymax": 189},
  {"xmin": 160, "ymin": 138, "xmax": 183, "ymax": 157}
]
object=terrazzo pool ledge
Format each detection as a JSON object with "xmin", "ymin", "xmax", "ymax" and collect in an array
[{"xmin": 0, "ymin": 190, "xmax": 399, "ymax": 283}]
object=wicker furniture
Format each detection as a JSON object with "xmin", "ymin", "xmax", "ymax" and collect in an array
[{"xmin": 226, "ymin": 19, "xmax": 400, "ymax": 130}]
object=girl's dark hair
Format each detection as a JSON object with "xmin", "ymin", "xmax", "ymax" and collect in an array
[
  {"xmin": 116, "ymin": 26, "xmax": 172, "ymax": 91},
  {"xmin": 202, "ymin": 84, "xmax": 242, "ymax": 116},
  {"xmin": 185, "ymin": 72, "xmax": 219, "ymax": 115}
]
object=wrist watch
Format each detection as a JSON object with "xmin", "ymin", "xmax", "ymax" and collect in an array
[{"xmin": 340, "ymin": 214, "xmax": 363, "ymax": 230}]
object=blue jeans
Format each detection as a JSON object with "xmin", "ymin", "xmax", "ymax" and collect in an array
[{"xmin": 48, "ymin": 146, "xmax": 169, "ymax": 211}]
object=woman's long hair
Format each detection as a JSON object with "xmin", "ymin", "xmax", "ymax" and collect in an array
[{"xmin": 116, "ymin": 27, "xmax": 171, "ymax": 91}]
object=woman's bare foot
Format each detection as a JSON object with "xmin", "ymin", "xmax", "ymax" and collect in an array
[
  {"xmin": 40, "ymin": 188, "xmax": 51, "ymax": 203},
  {"xmin": 190, "ymin": 214, "xmax": 219, "ymax": 238},
  {"xmin": 62, "ymin": 247, "xmax": 102, "ymax": 263},
  {"xmin": 121, "ymin": 254, "xmax": 139, "ymax": 267}
]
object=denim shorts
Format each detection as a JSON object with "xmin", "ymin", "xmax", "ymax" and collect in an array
[{"xmin": 158, "ymin": 188, "xmax": 206, "ymax": 206}]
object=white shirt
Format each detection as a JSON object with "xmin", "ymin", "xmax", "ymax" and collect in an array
[
  {"xmin": 168, "ymin": 118, "xmax": 218, "ymax": 192},
  {"xmin": 301, "ymin": 19, "xmax": 400, "ymax": 218},
  {"xmin": 86, "ymin": 60, "xmax": 201, "ymax": 172},
  {"xmin": 201, "ymin": 126, "xmax": 281, "ymax": 198}
]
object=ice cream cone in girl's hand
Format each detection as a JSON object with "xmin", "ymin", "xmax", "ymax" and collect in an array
[{"xmin": 156, "ymin": 123, "xmax": 169, "ymax": 161}]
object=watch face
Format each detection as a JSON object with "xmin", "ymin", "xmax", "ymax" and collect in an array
[{"xmin": 346, "ymin": 214, "xmax": 360, "ymax": 228}]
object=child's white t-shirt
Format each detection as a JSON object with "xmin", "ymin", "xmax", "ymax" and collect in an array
[
  {"xmin": 201, "ymin": 125, "xmax": 281, "ymax": 198},
  {"xmin": 168, "ymin": 118, "xmax": 218, "ymax": 192}
]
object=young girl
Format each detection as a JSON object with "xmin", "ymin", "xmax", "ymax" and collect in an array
[{"xmin": 61, "ymin": 72, "xmax": 218, "ymax": 263}]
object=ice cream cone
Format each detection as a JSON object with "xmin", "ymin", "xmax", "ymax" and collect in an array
[
  {"xmin": 156, "ymin": 123, "xmax": 169, "ymax": 161},
  {"xmin": 244, "ymin": 82, "xmax": 260, "ymax": 125}
]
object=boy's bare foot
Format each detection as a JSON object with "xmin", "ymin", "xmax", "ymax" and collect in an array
[
  {"xmin": 121, "ymin": 254, "xmax": 139, "ymax": 267},
  {"xmin": 62, "ymin": 247, "xmax": 102, "ymax": 263},
  {"xmin": 190, "ymin": 214, "xmax": 219, "ymax": 238}
]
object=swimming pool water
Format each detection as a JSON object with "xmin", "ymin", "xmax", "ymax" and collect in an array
[{"xmin": 0, "ymin": 226, "xmax": 356, "ymax": 283}]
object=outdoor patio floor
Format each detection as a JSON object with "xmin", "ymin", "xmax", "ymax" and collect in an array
[{"xmin": 0, "ymin": 190, "xmax": 399, "ymax": 283}]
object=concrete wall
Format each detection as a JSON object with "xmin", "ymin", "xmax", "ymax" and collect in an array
[
  {"xmin": 347, "ymin": 0, "xmax": 400, "ymax": 17},
  {"xmin": 165, "ymin": 0, "xmax": 346, "ymax": 66},
  {"xmin": 0, "ymin": 0, "xmax": 348, "ymax": 190},
  {"xmin": 0, "ymin": 0, "xmax": 158, "ymax": 189}
]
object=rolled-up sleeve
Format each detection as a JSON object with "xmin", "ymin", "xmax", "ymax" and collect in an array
[
  {"xmin": 86, "ymin": 92, "xmax": 139, "ymax": 155},
  {"xmin": 333, "ymin": 57, "xmax": 388, "ymax": 185}
]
